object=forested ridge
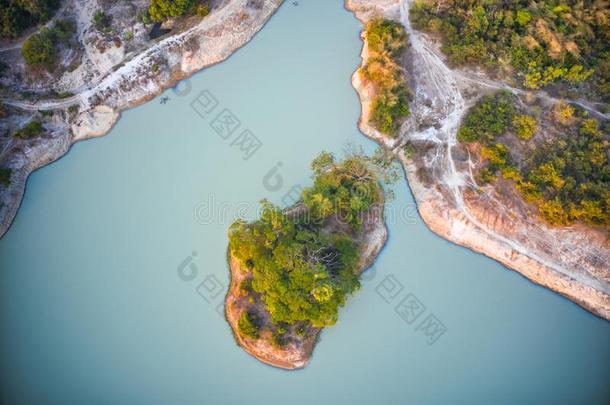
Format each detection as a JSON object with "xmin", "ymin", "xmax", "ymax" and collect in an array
[{"xmin": 410, "ymin": 0, "xmax": 610, "ymax": 104}]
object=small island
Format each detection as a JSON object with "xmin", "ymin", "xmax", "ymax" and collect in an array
[{"xmin": 224, "ymin": 151, "xmax": 392, "ymax": 369}]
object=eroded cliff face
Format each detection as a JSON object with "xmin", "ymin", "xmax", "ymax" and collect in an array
[
  {"xmin": 345, "ymin": 0, "xmax": 610, "ymax": 320},
  {"xmin": 0, "ymin": 0, "xmax": 283, "ymax": 237}
]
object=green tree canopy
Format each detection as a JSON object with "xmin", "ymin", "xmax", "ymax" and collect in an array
[
  {"xmin": 228, "ymin": 152, "xmax": 386, "ymax": 329},
  {"xmin": 22, "ymin": 28, "xmax": 55, "ymax": 66},
  {"xmin": 149, "ymin": 0, "xmax": 201, "ymax": 22},
  {"xmin": 0, "ymin": 0, "xmax": 59, "ymax": 39}
]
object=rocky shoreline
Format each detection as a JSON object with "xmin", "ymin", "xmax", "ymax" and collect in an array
[
  {"xmin": 0, "ymin": 0, "xmax": 283, "ymax": 238},
  {"xmin": 345, "ymin": 0, "xmax": 610, "ymax": 320}
]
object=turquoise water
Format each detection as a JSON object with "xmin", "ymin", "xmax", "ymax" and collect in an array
[{"xmin": 1, "ymin": 1, "xmax": 609, "ymax": 404}]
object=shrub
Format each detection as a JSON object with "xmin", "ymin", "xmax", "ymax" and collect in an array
[
  {"xmin": 149, "ymin": 0, "xmax": 195, "ymax": 22},
  {"xmin": 56, "ymin": 91, "xmax": 73, "ymax": 99},
  {"xmin": 553, "ymin": 103, "xmax": 575, "ymax": 126},
  {"xmin": 52, "ymin": 19, "xmax": 75, "ymax": 44},
  {"xmin": 138, "ymin": 10, "xmax": 152, "ymax": 25},
  {"xmin": 512, "ymin": 115, "xmax": 537, "ymax": 140},
  {"xmin": 14, "ymin": 121, "xmax": 44, "ymax": 139},
  {"xmin": 238, "ymin": 311, "xmax": 260, "ymax": 339},
  {"xmin": 538, "ymin": 198, "xmax": 569, "ymax": 225},
  {"xmin": 92, "ymin": 10, "xmax": 111, "ymax": 32},
  {"xmin": 403, "ymin": 142, "xmax": 415, "ymax": 159},
  {"xmin": 22, "ymin": 28, "xmax": 55, "ymax": 66},
  {"xmin": 480, "ymin": 143, "xmax": 509, "ymax": 167},
  {"xmin": 295, "ymin": 324, "xmax": 307, "ymax": 337},
  {"xmin": 457, "ymin": 91, "xmax": 514, "ymax": 143},
  {"xmin": 195, "ymin": 4, "xmax": 210, "ymax": 17},
  {"xmin": 271, "ymin": 330, "xmax": 287, "ymax": 348},
  {"xmin": 0, "ymin": 167, "xmax": 11, "ymax": 187},
  {"xmin": 239, "ymin": 278, "xmax": 253, "ymax": 294}
]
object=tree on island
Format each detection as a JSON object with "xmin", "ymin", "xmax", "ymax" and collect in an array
[{"xmin": 229, "ymin": 149, "xmax": 397, "ymax": 330}]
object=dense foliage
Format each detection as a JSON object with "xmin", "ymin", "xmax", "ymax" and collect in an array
[
  {"xmin": 361, "ymin": 19, "xmax": 411, "ymax": 136},
  {"xmin": 21, "ymin": 19, "xmax": 75, "ymax": 69},
  {"xmin": 0, "ymin": 167, "xmax": 11, "ymax": 187},
  {"xmin": 513, "ymin": 114, "xmax": 538, "ymax": 140},
  {"xmin": 302, "ymin": 151, "xmax": 385, "ymax": 229},
  {"xmin": 92, "ymin": 10, "xmax": 111, "ymax": 32},
  {"xmin": 228, "ymin": 153, "xmax": 384, "ymax": 329},
  {"xmin": 0, "ymin": 0, "xmax": 59, "ymax": 39},
  {"xmin": 22, "ymin": 28, "xmax": 55, "ymax": 66},
  {"xmin": 149, "ymin": 0, "xmax": 208, "ymax": 22},
  {"xmin": 457, "ymin": 92, "xmax": 515, "ymax": 143},
  {"xmin": 229, "ymin": 200, "xmax": 360, "ymax": 328},
  {"xmin": 237, "ymin": 311, "xmax": 260, "ymax": 339},
  {"xmin": 410, "ymin": 0, "xmax": 610, "ymax": 102},
  {"xmin": 13, "ymin": 121, "xmax": 43, "ymax": 139},
  {"xmin": 458, "ymin": 91, "xmax": 610, "ymax": 228}
]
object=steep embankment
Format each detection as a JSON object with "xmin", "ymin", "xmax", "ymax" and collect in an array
[
  {"xmin": 345, "ymin": 0, "xmax": 610, "ymax": 320},
  {"xmin": 0, "ymin": 0, "xmax": 283, "ymax": 237}
]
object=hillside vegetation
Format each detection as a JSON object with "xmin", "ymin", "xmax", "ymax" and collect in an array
[
  {"xmin": 148, "ymin": 0, "xmax": 209, "ymax": 22},
  {"xmin": 361, "ymin": 18, "xmax": 411, "ymax": 136},
  {"xmin": 458, "ymin": 91, "xmax": 610, "ymax": 228},
  {"xmin": 21, "ymin": 19, "xmax": 75, "ymax": 70},
  {"xmin": 410, "ymin": 0, "xmax": 610, "ymax": 104}
]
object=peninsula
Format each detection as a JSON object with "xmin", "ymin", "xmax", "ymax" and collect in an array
[{"xmin": 347, "ymin": 0, "xmax": 610, "ymax": 319}]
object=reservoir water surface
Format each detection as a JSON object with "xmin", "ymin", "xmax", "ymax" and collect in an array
[{"xmin": 1, "ymin": 1, "xmax": 609, "ymax": 404}]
